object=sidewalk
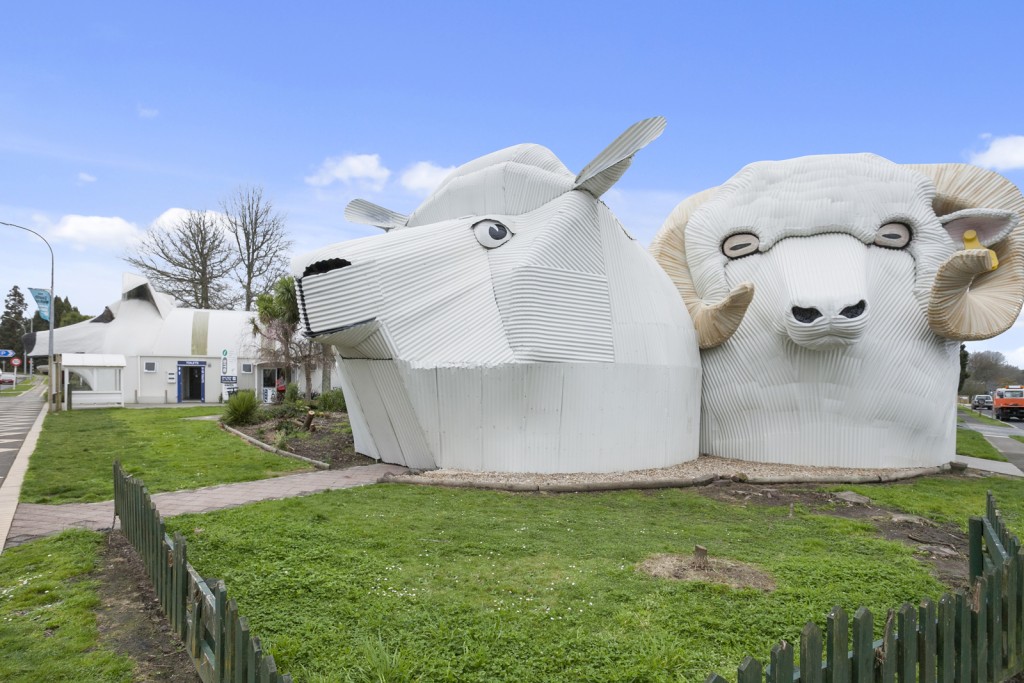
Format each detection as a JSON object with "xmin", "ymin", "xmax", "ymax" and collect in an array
[
  {"xmin": 957, "ymin": 409, "xmax": 1024, "ymax": 475},
  {"xmin": 4, "ymin": 463, "xmax": 405, "ymax": 549}
]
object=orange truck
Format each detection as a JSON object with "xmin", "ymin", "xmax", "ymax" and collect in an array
[{"xmin": 993, "ymin": 385, "xmax": 1024, "ymax": 421}]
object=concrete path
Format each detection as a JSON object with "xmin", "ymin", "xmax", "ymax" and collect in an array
[
  {"xmin": 3, "ymin": 463, "xmax": 405, "ymax": 549},
  {"xmin": 958, "ymin": 409, "xmax": 1024, "ymax": 474}
]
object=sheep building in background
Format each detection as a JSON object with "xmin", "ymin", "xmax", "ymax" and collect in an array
[
  {"xmin": 293, "ymin": 118, "xmax": 702, "ymax": 473},
  {"xmin": 651, "ymin": 154, "xmax": 1024, "ymax": 468}
]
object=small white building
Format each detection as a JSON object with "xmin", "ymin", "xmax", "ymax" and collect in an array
[{"xmin": 25, "ymin": 274, "xmax": 272, "ymax": 405}]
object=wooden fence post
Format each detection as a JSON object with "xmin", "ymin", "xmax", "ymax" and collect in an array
[
  {"xmin": 801, "ymin": 622, "xmax": 823, "ymax": 683},
  {"xmin": 826, "ymin": 606, "xmax": 849, "ymax": 683},
  {"xmin": 937, "ymin": 594, "xmax": 955, "ymax": 683},
  {"xmin": 737, "ymin": 655, "xmax": 760, "ymax": 683},
  {"xmin": 851, "ymin": 607, "xmax": 872, "ymax": 683},
  {"xmin": 919, "ymin": 598, "xmax": 936, "ymax": 683}
]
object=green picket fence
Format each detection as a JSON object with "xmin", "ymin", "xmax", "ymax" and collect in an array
[
  {"xmin": 707, "ymin": 490, "xmax": 1023, "ymax": 683},
  {"xmin": 113, "ymin": 461, "xmax": 292, "ymax": 683}
]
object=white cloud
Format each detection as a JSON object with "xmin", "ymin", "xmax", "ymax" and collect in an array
[
  {"xmin": 305, "ymin": 153, "xmax": 390, "ymax": 191},
  {"xmin": 137, "ymin": 104, "xmax": 159, "ymax": 119},
  {"xmin": 1004, "ymin": 346, "xmax": 1024, "ymax": 368},
  {"xmin": 970, "ymin": 135, "xmax": 1024, "ymax": 171},
  {"xmin": 400, "ymin": 161, "xmax": 456, "ymax": 196},
  {"xmin": 150, "ymin": 208, "xmax": 229, "ymax": 233},
  {"xmin": 49, "ymin": 215, "xmax": 142, "ymax": 251},
  {"xmin": 77, "ymin": 172, "xmax": 96, "ymax": 184}
]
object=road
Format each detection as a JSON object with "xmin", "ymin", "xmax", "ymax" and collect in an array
[
  {"xmin": 961, "ymin": 407, "xmax": 1024, "ymax": 472},
  {"xmin": 0, "ymin": 385, "xmax": 45, "ymax": 487}
]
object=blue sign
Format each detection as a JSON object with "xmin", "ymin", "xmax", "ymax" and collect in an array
[
  {"xmin": 177, "ymin": 360, "xmax": 205, "ymax": 366},
  {"xmin": 220, "ymin": 376, "xmax": 237, "ymax": 383},
  {"xmin": 28, "ymin": 288, "xmax": 51, "ymax": 322},
  {"xmin": 0, "ymin": 349, "xmax": 14, "ymax": 358}
]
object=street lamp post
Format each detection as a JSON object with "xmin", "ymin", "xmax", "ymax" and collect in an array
[{"xmin": 0, "ymin": 221, "xmax": 55, "ymax": 410}]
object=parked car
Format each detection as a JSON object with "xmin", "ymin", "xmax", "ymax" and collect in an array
[
  {"xmin": 972, "ymin": 394, "xmax": 993, "ymax": 410},
  {"xmin": 0, "ymin": 373, "xmax": 15, "ymax": 385}
]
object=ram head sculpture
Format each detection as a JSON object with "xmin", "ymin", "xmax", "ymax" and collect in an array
[
  {"xmin": 651, "ymin": 153, "xmax": 1024, "ymax": 468},
  {"xmin": 293, "ymin": 118, "xmax": 701, "ymax": 473}
]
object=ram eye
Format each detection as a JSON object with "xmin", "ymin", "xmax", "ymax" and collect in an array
[
  {"xmin": 473, "ymin": 220, "xmax": 513, "ymax": 249},
  {"xmin": 722, "ymin": 233, "xmax": 760, "ymax": 259},
  {"xmin": 874, "ymin": 222, "xmax": 911, "ymax": 248}
]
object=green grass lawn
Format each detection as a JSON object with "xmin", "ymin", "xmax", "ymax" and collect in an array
[
  {"xmin": 957, "ymin": 405, "xmax": 1005, "ymax": 427},
  {"xmin": 0, "ymin": 377, "xmax": 38, "ymax": 397},
  {"xmin": 955, "ymin": 427, "xmax": 1007, "ymax": 461},
  {"xmin": 0, "ymin": 530, "xmax": 134, "ymax": 682},
  {"xmin": 20, "ymin": 407, "xmax": 310, "ymax": 504},
  {"xmin": 167, "ymin": 483, "xmax": 953, "ymax": 683}
]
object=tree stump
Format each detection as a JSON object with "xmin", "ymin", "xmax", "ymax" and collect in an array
[
  {"xmin": 302, "ymin": 410, "xmax": 315, "ymax": 431},
  {"xmin": 693, "ymin": 544, "xmax": 709, "ymax": 571}
]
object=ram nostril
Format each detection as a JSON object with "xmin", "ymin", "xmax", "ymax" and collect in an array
[
  {"xmin": 840, "ymin": 300, "xmax": 867, "ymax": 319},
  {"xmin": 303, "ymin": 258, "xmax": 352, "ymax": 277},
  {"xmin": 792, "ymin": 306, "xmax": 823, "ymax": 324}
]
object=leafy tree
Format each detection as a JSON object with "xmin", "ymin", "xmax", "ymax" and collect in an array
[
  {"xmin": 253, "ymin": 276, "xmax": 334, "ymax": 398},
  {"xmin": 30, "ymin": 296, "xmax": 92, "ymax": 329},
  {"xmin": 124, "ymin": 210, "xmax": 240, "ymax": 309},
  {"xmin": 959, "ymin": 344, "xmax": 970, "ymax": 392},
  {"xmin": 0, "ymin": 286, "xmax": 29, "ymax": 358},
  {"xmin": 222, "ymin": 186, "xmax": 292, "ymax": 312}
]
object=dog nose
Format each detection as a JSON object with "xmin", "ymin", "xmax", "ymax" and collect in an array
[
  {"xmin": 792, "ymin": 306, "xmax": 823, "ymax": 324},
  {"xmin": 839, "ymin": 300, "xmax": 866, "ymax": 319}
]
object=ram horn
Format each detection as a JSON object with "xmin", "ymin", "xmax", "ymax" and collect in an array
[
  {"xmin": 650, "ymin": 187, "xmax": 754, "ymax": 349},
  {"xmin": 908, "ymin": 163, "xmax": 1024, "ymax": 340}
]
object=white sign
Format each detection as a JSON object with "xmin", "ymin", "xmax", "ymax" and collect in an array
[
  {"xmin": 11, "ymin": 358, "xmax": 21, "ymax": 367},
  {"xmin": 221, "ymin": 348, "xmax": 237, "ymax": 377}
]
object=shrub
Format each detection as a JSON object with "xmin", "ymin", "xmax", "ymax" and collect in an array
[
  {"xmin": 284, "ymin": 382, "xmax": 300, "ymax": 404},
  {"xmin": 223, "ymin": 390, "xmax": 259, "ymax": 426},
  {"xmin": 259, "ymin": 402, "xmax": 305, "ymax": 421},
  {"xmin": 318, "ymin": 388, "xmax": 347, "ymax": 412}
]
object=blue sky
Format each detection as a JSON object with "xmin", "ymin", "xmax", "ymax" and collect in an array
[{"xmin": 2, "ymin": 2, "xmax": 1023, "ymax": 359}]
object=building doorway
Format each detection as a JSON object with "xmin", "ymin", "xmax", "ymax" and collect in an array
[{"xmin": 177, "ymin": 361, "xmax": 206, "ymax": 402}]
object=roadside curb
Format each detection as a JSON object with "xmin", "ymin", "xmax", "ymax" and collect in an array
[
  {"xmin": 219, "ymin": 422, "xmax": 330, "ymax": 470},
  {"xmin": 0, "ymin": 400, "xmax": 48, "ymax": 555}
]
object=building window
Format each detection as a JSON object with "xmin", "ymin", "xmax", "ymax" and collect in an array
[
  {"xmin": 241, "ymin": 363, "xmax": 253, "ymax": 373},
  {"xmin": 143, "ymin": 361, "xmax": 157, "ymax": 372}
]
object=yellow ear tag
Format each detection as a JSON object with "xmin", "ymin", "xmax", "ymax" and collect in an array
[{"xmin": 963, "ymin": 229, "xmax": 999, "ymax": 271}]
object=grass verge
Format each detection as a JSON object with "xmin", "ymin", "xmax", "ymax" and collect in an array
[
  {"xmin": 0, "ymin": 530, "xmax": 134, "ymax": 682},
  {"xmin": 0, "ymin": 378, "xmax": 38, "ymax": 397},
  {"xmin": 168, "ymin": 484, "xmax": 947, "ymax": 682},
  {"xmin": 955, "ymin": 427, "xmax": 1007, "ymax": 461},
  {"xmin": 957, "ymin": 405, "xmax": 1006, "ymax": 427},
  {"xmin": 21, "ymin": 407, "xmax": 310, "ymax": 504}
]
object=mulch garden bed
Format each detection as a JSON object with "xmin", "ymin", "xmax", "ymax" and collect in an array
[{"xmin": 230, "ymin": 410, "xmax": 377, "ymax": 470}]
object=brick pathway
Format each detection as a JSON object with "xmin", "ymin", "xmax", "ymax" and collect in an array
[{"xmin": 3, "ymin": 463, "xmax": 405, "ymax": 548}]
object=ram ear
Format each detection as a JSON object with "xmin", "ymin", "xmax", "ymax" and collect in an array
[
  {"xmin": 574, "ymin": 117, "xmax": 666, "ymax": 199},
  {"xmin": 939, "ymin": 208, "xmax": 1017, "ymax": 247},
  {"xmin": 344, "ymin": 199, "xmax": 408, "ymax": 231}
]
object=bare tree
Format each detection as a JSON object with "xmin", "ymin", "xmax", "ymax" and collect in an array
[
  {"xmin": 125, "ymin": 210, "xmax": 240, "ymax": 309},
  {"xmin": 222, "ymin": 186, "xmax": 291, "ymax": 311}
]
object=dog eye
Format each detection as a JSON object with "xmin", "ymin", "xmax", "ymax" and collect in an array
[
  {"xmin": 874, "ymin": 222, "xmax": 911, "ymax": 249},
  {"xmin": 722, "ymin": 233, "xmax": 760, "ymax": 259},
  {"xmin": 473, "ymin": 220, "xmax": 513, "ymax": 249}
]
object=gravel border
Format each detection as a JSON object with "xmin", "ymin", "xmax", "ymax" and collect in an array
[{"xmin": 381, "ymin": 455, "xmax": 952, "ymax": 492}]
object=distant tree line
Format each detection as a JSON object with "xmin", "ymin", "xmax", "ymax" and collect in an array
[{"xmin": 962, "ymin": 349, "xmax": 1024, "ymax": 396}]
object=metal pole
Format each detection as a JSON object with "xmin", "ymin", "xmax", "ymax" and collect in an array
[{"xmin": 0, "ymin": 221, "xmax": 55, "ymax": 410}]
